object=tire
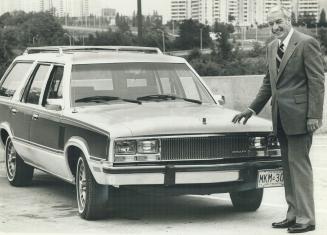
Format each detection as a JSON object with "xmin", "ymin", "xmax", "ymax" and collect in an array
[
  {"xmin": 229, "ymin": 188, "xmax": 263, "ymax": 211},
  {"xmin": 76, "ymin": 154, "xmax": 108, "ymax": 220},
  {"xmin": 5, "ymin": 137, "xmax": 34, "ymax": 186}
]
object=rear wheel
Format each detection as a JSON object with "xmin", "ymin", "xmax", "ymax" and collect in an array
[
  {"xmin": 76, "ymin": 154, "xmax": 108, "ymax": 220},
  {"xmin": 230, "ymin": 188, "xmax": 263, "ymax": 211},
  {"xmin": 5, "ymin": 137, "xmax": 34, "ymax": 186}
]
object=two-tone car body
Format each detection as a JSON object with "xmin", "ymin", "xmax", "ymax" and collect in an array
[{"xmin": 0, "ymin": 46, "xmax": 283, "ymax": 220}]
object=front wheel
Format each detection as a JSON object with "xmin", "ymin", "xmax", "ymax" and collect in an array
[
  {"xmin": 229, "ymin": 188, "xmax": 263, "ymax": 211},
  {"xmin": 5, "ymin": 137, "xmax": 34, "ymax": 186},
  {"xmin": 76, "ymin": 154, "xmax": 108, "ymax": 220}
]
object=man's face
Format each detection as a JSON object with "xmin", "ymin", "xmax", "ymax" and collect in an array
[{"xmin": 268, "ymin": 10, "xmax": 292, "ymax": 41}]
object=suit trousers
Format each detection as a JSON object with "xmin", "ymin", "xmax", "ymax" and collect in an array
[{"xmin": 277, "ymin": 113, "xmax": 315, "ymax": 225}]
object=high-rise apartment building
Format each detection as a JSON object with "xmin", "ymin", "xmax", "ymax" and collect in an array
[
  {"xmin": 294, "ymin": 0, "xmax": 320, "ymax": 22},
  {"xmin": 170, "ymin": 0, "xmax": 238, "ymax": 25},
  {"xmin": 190, "ymin": 0, "xmax": 215, "ymax": 25},
  {"xmin": 228, "ymin": 0, "xmax": 239, "ymax": 22},
  {"xmin": 80, "ymin": 0, "xmax": 89, "ymax": 17},
  {"xmin": 171, "ymin": 0, "xmax": 190, "ymax": 21},
  {"xmin": 169, "ymin": 0, "xmax": 322, "ymax": 26},
  {"xmin": 212, "ymin": 0, "xmax": 238, "ymax": 24}
]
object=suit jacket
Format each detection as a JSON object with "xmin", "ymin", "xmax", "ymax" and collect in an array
[{"xmin": 249, "ymin": 30, "xmax": 325, "ymax": 135}]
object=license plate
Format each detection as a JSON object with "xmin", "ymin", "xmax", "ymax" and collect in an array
[{"xmin": 257, "ymin": 169, "xmax": 284, "ymax": 188}]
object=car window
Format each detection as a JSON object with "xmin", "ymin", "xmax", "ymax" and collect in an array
[
  {"xmin": 0, "ymin": 62, "xmax": 33, "ymax": 98},
  {"xmin": 71, "ymin": 63, "xmax": 214, "ymax": 106},
  {"xmin": 24, "ymin": 64, "xmax": 51, "ymax": 105},
  {"xmin": 45, "ymin": 66, "xmax": 64, "ymax": 100}
]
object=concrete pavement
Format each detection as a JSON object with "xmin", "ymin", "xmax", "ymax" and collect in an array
[{"xmin": 0, "ymin": 135, "xmax": 326, "ymax": 234}]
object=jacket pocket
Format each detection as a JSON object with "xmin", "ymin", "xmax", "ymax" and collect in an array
[{"xmin": 294, "ymin": 94, "xmax": 307, "ymax": 104}]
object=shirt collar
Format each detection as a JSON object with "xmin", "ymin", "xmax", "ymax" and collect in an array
[{"xmin": 278, "ymin": 28, "xmax": 294, "ymax": 49}]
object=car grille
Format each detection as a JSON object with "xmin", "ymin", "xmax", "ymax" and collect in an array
[{"xmin": 160, "ymin": 135, "xmax": 249, "ymax": 161}]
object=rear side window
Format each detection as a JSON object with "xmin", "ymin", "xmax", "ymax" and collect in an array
[
  {"xmin": 0, "ymin": 62, "xmax": 33, "ymax": 98},
  {"xmin": 46, "ymin": 66, "xmax": 64, "ymax": 99},
  {"xmin": 24, "ymin": 64, "xmax": 51, "ymax": 105}
]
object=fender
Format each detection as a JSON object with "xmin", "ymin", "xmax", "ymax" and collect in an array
[
  {"xmin": 0, "ymin": 122, "xmax": 13, "ymax": 149},
  {"xmin": 64, "ymin": 136, "xmax": 106, "ymax": 185}
]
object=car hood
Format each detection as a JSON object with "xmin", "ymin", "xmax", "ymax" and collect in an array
[{"xmin": 66, "ymin": 102, "xmax": 272, "ymax": 138}]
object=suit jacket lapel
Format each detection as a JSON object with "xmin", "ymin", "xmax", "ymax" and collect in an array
[
  {"xmin": 276, "ymin": 30, "xmax": 300, "ymax": 82},
  {"xmin": 269, "ymin": 40, "xmax": 278, "ymax": 82}
]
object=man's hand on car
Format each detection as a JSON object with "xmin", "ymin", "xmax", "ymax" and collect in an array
[{"xmin": 232, "ymin": 109, "xmax": 253, "ymax": 125}]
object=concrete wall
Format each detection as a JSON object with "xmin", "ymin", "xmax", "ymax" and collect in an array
[{"xmin": 203, "ymin": 74, "xmax": 327, "ymax": 133}]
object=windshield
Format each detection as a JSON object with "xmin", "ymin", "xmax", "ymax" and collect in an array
[{"xmin": 70, "ymin": 63, "xmax": 214, "ymax": 107}]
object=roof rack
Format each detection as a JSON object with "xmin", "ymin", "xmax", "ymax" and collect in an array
[{"xmin": 23, "ymin": 46, "xmax": 163, "ymax": 55}]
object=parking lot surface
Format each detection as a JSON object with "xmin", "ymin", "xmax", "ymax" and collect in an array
[{"xmin": 0, "ymin": 135, "xmax": 326, "ymax": 235}]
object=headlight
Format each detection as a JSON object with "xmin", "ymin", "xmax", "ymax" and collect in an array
[
  {"xmin": 267, "ymin": 135, "xmax": 280, "ymax": 148},
  {"xmin": 249, "ymin": 136, "xmax": 267, "ymax": 150},
  {"xmin": 248, "ymin": 135, "xmax": 281, "ymax": 157},
  {"xmin": 115, "ymin": 140, "xmax": 137, "ymax": 155},
  {"xmin": 114, "ymin": 139, "xmax": 161, "ymax": 162},
  {"xmin": 137, "ymin": 140, "xmax": 160, "ymax": 154}
]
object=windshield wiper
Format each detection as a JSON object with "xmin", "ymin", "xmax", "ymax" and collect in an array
[
  {"xmin": 75, "ymin": 96, "xmax": 142, "ymax": 104},
  {"xmin": 137, "ymin": 94, "xmax": 202, "ymax": 104}
]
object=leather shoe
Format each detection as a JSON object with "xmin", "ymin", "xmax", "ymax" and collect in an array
[
  {"xmin": 287, "ymin": 223, "xmax": 315, "ymax": 233},
  {"xmin": 272, "ymin": 219, "xmax": 296, "ymax": 228}
]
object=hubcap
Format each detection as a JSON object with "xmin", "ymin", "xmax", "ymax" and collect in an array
[
  {"xmin": 6, "ymin": 140, "xmax": 16, "ymax": 180},
  {"xmin": 77, "ymin": 158, "xmax": 87, "ymax": 212}
]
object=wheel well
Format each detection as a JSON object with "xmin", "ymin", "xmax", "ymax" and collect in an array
[
  {"xmin": 0, "ymin": 129, "xmax": 9, "ymax": 147},
  {"xmin": 67, "ymin": 146, "xmax": 83, "ymax": 177}
]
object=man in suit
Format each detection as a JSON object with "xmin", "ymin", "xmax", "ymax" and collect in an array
[{"xmin": 232, "ymin": 5, "xmax": 325, "ymax": 233}]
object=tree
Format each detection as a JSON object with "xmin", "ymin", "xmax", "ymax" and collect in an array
[
  {"xmin": 318, "ymin": 8, "xmax": 327, "ymax": 27},
  {"xmin": 0, "ymin": 11, "xmax": 67, "ymax": 76},
  {"xmin": 318, "ymin": 28, "xmax": 327, "ymax": 55},
  {"xmin": 212, "ymin": 22, "xmax": 234, "ymax": 60},
  {"xmin": 115, "ymin": 14, "xmax": 131, "ymax": 33},
  {"xmin": 174, "ymin": 19, "xmax": 211, "ymax": 50},
  {"xmin": 298, "ymin": 12, "xmax": 316, "ymax": 28}
]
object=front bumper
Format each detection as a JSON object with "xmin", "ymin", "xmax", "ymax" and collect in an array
[{"xmin": 96, "ymin": 159, "xmax": 283, "ymax": 187}]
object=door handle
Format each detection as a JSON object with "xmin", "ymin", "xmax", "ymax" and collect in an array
[
  {"xmin": 11, "ymin": 108, "xmax": 18, "ymax": 115},
  {"xmin": 32, "ymin": 114, "xmax": 39, "ymax": 120}
]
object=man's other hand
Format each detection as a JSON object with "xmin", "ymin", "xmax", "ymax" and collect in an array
[
  {"xmin": 307, "ymin": 118, "xmax": 322, "ymax": 133},
  {"xmin": 232, "ymin": 109, "xmax": 253, "ymax": 125}
]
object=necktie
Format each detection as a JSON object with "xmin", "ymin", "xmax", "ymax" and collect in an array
[{"xmin": 276, "ymin": 43, "xmax": 284, "ymax": 70}]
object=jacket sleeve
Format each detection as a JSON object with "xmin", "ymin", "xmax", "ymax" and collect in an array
[
  {"xmin": 249, "ymin": 48, "xmax": 272, "ymax": 114},
  {"xmin": 303, "ymin": 38, "xmax": 325, "ymax": 119}
]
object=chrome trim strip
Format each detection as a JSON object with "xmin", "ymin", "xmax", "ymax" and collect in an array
[
  {"xmin": 104, "ymin": 165, "xmax": 165, "ymax": 171},
  {"xmin": 104, "ymin": 160, "xmax": 282, "ymax": 172},
  {"xmin": 115, "ymin": 133, "xmax": 228, "ymax": 140},
  {"xmin": 13, "ymin": 137, "xmax": 64, "ymax": 154}
]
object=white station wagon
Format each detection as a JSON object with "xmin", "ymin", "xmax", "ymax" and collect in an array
[{"xmin": 0, "ymin": 46, "xmax": 282, "ymax": 220}]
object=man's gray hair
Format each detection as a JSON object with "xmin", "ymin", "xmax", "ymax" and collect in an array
[{"xmin": 268, "ymin": 5, "xmax": 292, "ymax": 19}]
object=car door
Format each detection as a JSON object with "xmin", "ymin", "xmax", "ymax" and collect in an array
[
  {"xmin": 0, "ymin": 61, "xmax": 34, "ymax": 144},
  {"xmin": 26, "ymin": 64, "xmax": 70, "ymax": 179},
  {"xmin": 16, "ymin": 63, "xmax": 52, "ymax": 166}
]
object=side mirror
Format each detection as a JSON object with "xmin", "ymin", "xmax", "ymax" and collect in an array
[
  {"xmin": 45, "ymin": 99, "xmax": 63, "ymax": 111},
  {"xmin": 213, "ymin": 95, "xmax": 226, "ymax": 105}
]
